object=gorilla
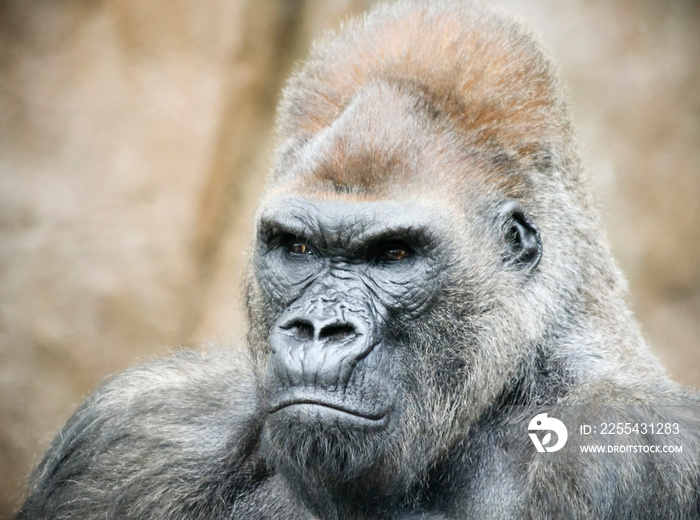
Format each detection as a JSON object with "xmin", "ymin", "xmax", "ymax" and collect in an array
[{"xmin": 16, "ymin": 1, "xmax": 700, "ymax": 519}]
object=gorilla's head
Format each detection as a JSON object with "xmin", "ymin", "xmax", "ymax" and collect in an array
[{"xmin": 244, "ymin": 0, "xmax": 617, "ymax": 513}]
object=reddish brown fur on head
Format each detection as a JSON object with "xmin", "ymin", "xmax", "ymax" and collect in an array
[{"xmin": 271, "ymin": 0, "xmax": 576, "ymax": 201}]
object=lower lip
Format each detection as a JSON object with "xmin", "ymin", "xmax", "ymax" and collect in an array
[{"xmin": 270, "ymin": 402, "xmax": 390, "ymax": 427}]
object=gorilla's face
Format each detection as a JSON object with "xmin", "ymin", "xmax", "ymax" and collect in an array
[
  {"xmin": 250, "ymin": 195, "xmax": 452, "ymax": 488},
  {"xmin": 247, "ymin": 188, "xmax": 542, "ymax": 504},
  {"xmin": 258, "ymin": 198, "xmax": 443, "ymax": 419}
]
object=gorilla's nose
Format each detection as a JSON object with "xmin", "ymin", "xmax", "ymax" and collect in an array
[
  {"xmin": 269, "ymin": 298, "xmax": 378, "ymax": 389},
  {"xmin": 282, "ymin": 318, "xmax": 358, "ymax": 345}
]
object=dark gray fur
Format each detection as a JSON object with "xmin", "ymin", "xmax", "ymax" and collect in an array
[{"xmin": 16, "ymin": 1, "xmax": 700, "ymax": 519}]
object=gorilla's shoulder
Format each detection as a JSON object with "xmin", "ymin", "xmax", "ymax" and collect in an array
[
  {"xmin": 60, "ymin": 348, "xmax": 261, "ymax": 452},
  {"xmin": 18, "ymin": 349, "xmax": 268, "ymax": 519},
  {"xmin": 89, "ymin": 348, "xmax": 260, "ymax": 423}
]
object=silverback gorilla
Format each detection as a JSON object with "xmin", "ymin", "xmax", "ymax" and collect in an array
[{"xmin": 17, "ymin": 1, "xmax": 700, "ymax": 519}]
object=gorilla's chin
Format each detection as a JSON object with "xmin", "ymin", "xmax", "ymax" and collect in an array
[{"xmin": 262, "ymin": 405, "xmax": 398, "ymax": 487}]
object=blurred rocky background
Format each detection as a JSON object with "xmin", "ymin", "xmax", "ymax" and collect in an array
[{"xmin": 0, "ymin": 0, "xmax": 698, "ymax": 515}]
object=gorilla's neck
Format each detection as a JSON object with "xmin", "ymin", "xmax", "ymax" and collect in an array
[{"xmin": 283, "ymin": 468, "xmax": 419, "ymax": 520}]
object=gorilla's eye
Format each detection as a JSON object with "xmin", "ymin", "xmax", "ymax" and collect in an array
[
  {"xmin": 288, "ymin": 241, "xmax": 310, "ymax": 255},
  {"xmin": 377, "ymin": 245, "xmax": 411, "ymax": 262}
]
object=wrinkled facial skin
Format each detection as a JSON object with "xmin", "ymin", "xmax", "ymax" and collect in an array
[
  {"xmin": 257, "ymin": 196, "xmax": 443, "ymax": 417},
  {"xmin": 251, "ymin": 196, "xmax": 448, "ymax": 489}
]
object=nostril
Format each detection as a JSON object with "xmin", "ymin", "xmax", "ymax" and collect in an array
[
  {"xmin": 283, "ymin": 320, "xmax": 315, "ymax": 341},
  {"xmin": 319, "ymin": 323, "xmax": 356, "ymax": 342}
]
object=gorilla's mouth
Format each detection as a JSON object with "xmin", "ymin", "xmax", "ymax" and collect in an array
[{"xmin": 269, "ymin": 398, "xmax": 389, "ymax": 426}]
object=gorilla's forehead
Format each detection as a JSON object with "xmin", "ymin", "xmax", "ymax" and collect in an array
[
  {"xmin": 258, "ymin": 195, "xmax": 448, "ymax": 249},
  {"xmin": 274, "ymin": 80, "xmax": 534, "ymax": 203},
  {"xmin": 275, "ymin": 82, "xmax": 469, "ymax": 194}
]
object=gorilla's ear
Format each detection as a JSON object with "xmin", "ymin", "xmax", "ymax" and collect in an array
[{"xmin": 498, "ymin": 200, "xmax": 542, "ymax": 273}]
